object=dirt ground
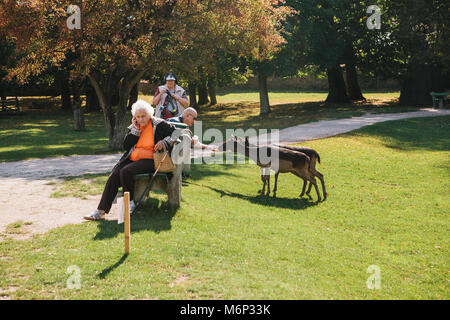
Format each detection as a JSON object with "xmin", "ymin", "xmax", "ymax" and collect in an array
[{"xmin": 0, "ymin": 177, "xmax": 119, "ymax": 241}]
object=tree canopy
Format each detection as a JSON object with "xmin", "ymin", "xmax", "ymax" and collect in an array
[
  {"xmin": 1, "ymin": 0, "xmax": 289, "ymax": 148},
  {"xmin": 0, "ymin": 0, "xmax": 448, "ymax": 138}
]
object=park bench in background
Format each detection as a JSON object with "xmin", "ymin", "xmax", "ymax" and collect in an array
[
  {"xmin": 0, "ymin": 97, "xmax": 23, "ymax": 115},
  {"xmin": 430, "ymin": 91, "xmax": 449, "ymax": 109},
  {"xmin": 133, "ymin": 123, "xmax": 191, "ymax": 209}
]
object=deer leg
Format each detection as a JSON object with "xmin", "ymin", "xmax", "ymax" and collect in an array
[
  {"xmin": 273, "ymin": 172, "xmax": 279, "ymax": 197},
  {"xmin": 299, "ymin": 178, "xmax": 307, "ymax": 197},
  {"xmin": 312, "ymin": 170, "xmax": 327, "ymax": 200},
  {"xmin": 261, "ymin": 177, "xmax": 266, "ymax": 195},
  {"xmin": 266, "ymin": 171, "xmax": 271, "ymax": 196},
  {"xmin": 292, "ymin": 170, "xmax": 307, "ymax": 197},
  {"xmin": 309, "ymin": 176, "xmax": 321, "ymax": 202},
  {"xmin": 260, "ymin": 168, "xmax": 266, "ymax": 195},
  {"xmin": 306, "ymin": 181, "xmax": 313, "ymax": 196},
  {"xmin": 307, "ymin": 169, "xmax": 326, "ymax": 200},
  {"xmin": 306, "ymin": 158, "xmax": 316, "ymax": 196}
]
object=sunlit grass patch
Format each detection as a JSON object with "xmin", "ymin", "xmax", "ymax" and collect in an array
[
  {"xmin": 50, "ymin": 174, "xmax": 109, "ymax": 199},
  {"xmin": 0, "ymin": 111, "xmax": 117, "ymax": 162}
]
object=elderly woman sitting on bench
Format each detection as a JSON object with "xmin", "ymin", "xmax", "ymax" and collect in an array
[{"xmin": 84, "ymin": 100, "xmax": 176, "ymax": 221}]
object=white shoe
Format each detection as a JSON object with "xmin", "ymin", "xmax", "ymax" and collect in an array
[
  {"xmin": 130, "ymin": 200, "xmax": 136, "ymax": 215},
  {"xmin": 83, "ymin": 209, "xmax": 105, "ymax": 221}
]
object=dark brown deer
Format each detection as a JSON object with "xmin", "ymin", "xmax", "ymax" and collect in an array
[
  {"xmin": 273, "ymin": 144, "xmax": 327, "ymax": 200},
  {"xmin": 219, "ymin": 135, "xmax": 322, "ymax": 201},
  {"xmin": 241, "ymin": 137, "xmax": 326, "ymax": 200}
]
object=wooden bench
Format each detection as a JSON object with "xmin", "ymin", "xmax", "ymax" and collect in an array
[
  {"xmin": 0, "ymin": 98, "xmax": 22, "ymax": 115},
  {"xmin": 430, "ymin": 91, "xmax": 449, "ymax": 109},
  {"xmin": 133, "ymin": 124, "xmax": 191, "ymax": 208}
]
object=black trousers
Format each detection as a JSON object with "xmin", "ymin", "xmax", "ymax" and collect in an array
[{"xmin": 98, "ymin": 158, "xmax": 155, "ymax": 213}]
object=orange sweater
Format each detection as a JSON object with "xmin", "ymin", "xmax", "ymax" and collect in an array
[{"xmin": 130, "ymin": 122, "xmax": 154, "ymax": 161}]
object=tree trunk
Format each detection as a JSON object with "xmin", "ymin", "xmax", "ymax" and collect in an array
[
  {"xmin": 127, "ymin": 83, "xmax": 138, "ymax": 110},
  {"xmin": 85, "ymin": 85, "xmax": 100, "ymax": 113},
  {"xmin": 104, "ymin": 105, "xmax": 117, "ymax": 148},
  {"xmin": 73, "ymin": 109, "xmax": 85, "ymax": 131},
  {"xmin": 112, "ymin": 74, "xmax": 138, "ymax": 150},
  {"xmin": 258, "ymin": 73, "xmax": 271, "ymax": 114},
  {"xmin": 72, "ymin": 85, "xmax": 85, "ymax": 131},
  {"xmin": 343, "ymin": 44, "xmax": 365, "ymax": 101},
  {"xmin": 60, "ymin": 77, "xmax": 72, "ymax": 110},
  {"xmin": 0, "ymin": 87, "xmax": 6, "ymax": 110},
  {"xmin": 326, "ymin": 65, "xmax": 350, "ymax": 104},
  {"xmin": 197, "ymin": 67, "xmax": 209, "ymax": 105},
  {"xmin": 188, "ymin": 82, "xmax": 197, "ymax": 107},
  {"xmin": 110, "ymin": 97, "xmax": 128, "ymax": 149},
  {"xmin": 198, "ymin": 77, "xmax": 209, "ymax": 105},
  {"xmin": 0, "ymin": 85, "xmax": 6, "ymax": 103},
  {"xmin": 399, "ymin": 63, "xmax": 434, "ymax": 106},
  {"xmin": 88, "ymin": 68, "xmax": 146, "ymax": 150},
  {"xmin": 207, "ymin": 75, "xmax": 217, "ymax": 105},
  {"xmin": 89, "ymin": 75, "xmax": 118, "ymax": 149},
  {"xmin": 345, "ymin": 63, "xmax": 365, "ymax": 101}
]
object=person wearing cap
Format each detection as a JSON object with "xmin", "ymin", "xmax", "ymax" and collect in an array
[
  {"xmin": 153, "ymin": 72, "xmax": 189, "ymax": 120},
  {"xmin": 84, "ymin": 100, "xmax": 177, "ymax": 221},
  {"xmin": 167, "ymin": 107, "xmax": 218, "ymax": 151}
]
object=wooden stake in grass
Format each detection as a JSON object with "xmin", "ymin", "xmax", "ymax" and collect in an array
[{"xmin": 124, "ymin": 192, "xmax": 131, "ymax": 255}]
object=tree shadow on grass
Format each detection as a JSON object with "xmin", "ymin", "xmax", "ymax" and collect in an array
[
  {"xmin": 201, "ymin": 99, "xmax": 415, "ymax": 135},
  {"xmin": 194, "ymin": 183, "xmax": 318, "ymax": 210},
  {"xmin": 181, "ymin": 157, "xmax": 250, "ymax": 187},
  {"xmin": 187, "ymin": 163, "xmax": 239, "ymax": 182},
  {"xmin": 93, "ymin": 198, "xmax": 178, "ymax": 241}
]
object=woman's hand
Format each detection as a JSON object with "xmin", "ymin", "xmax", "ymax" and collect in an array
[
  {"xmin": 154, "ymin": 141, "xmax": 165, "ymax": 151},
  {"xmin": 132, "ymin": 117, "xmax": 139, "ymax": 129}
]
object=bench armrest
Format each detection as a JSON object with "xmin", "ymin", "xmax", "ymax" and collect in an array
[{"xmin": 171, "ymin": 128, "xmax": 192, "ymax": 168}]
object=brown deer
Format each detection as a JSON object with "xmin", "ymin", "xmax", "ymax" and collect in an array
[
  {"xmin": 240, "ymin": 137, "xmax": 326, "ymax": 200},
  {"xmin": 273, "ymin": 144, "xmax": 327, "ymax": 200},
  {"xmin": 219, "ymin": 135, "xmax": 322, "ymax": 201}
]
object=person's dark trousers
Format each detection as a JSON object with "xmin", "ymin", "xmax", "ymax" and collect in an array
[{"xmin": 97, "ymin": 158, "xmax": 155, "ymax": 213}]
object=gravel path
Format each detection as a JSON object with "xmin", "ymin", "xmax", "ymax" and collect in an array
[{"xmin": 1, "ymin": 108, "xmax": 449, "ymax": 239}]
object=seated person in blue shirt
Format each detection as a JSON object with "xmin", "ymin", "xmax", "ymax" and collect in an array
[{"xmin": 168, "ymin": 107, "xmax": 218, "ymax": 151}]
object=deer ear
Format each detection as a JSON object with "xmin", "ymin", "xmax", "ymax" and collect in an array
[{"xmin": 230, "ymin": 134, "xmax": 235, "ymax": 140}]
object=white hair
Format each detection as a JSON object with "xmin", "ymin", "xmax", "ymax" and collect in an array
[
  {"xmin": 183, "ymin": 107, "xmax": 197, "ymax": 118},
  {"xmin": 131, "ymin": 100, "xmax": 154, "ymax": 117}
]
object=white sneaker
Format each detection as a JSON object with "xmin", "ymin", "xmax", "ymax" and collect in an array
[
  {"xmin": 83, "ymin": 209, "xmax": 105, "ymax": 221},
  {"xmin": 130, "ymin": 200, "xmax": 136, "ymax": 214}
]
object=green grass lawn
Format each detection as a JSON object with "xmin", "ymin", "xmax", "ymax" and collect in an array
[
  {"xmin": 1, "ymin": 90, "xmax": 420, "ymax": 162},
  {"xmin": 212, "ymin": 89, "xmax": 399, "ymax": 104},
  {"xmin": 1, "ymin": 116, "xmax": 448, "ymax": 299},
  {"xmin": 0, "ymin": 110, "xmax": 114, "ymax": 162}
]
